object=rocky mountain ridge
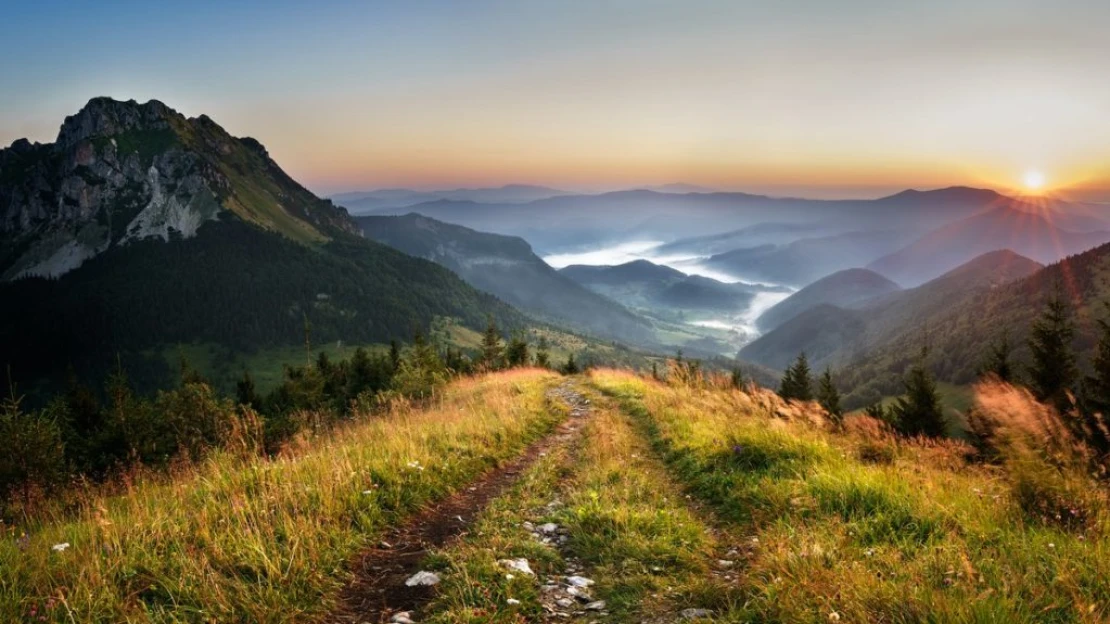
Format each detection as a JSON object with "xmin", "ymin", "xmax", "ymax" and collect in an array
[{"xmin": 1, "ymin": 97, "xmax": 356, "ymax": 280}]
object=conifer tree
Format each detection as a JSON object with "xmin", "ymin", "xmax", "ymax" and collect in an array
[
  {"xmin": 731, "ymin": 367, "xmax": 746, "ymax": 390},
  {"xmin": 1027, "ymin": 286, "xmax": 1077, "ymax": 411},
  {"xmin": 389, "ymin": 339, "xmax": 402, "ymax": 372},
  {"xmin": 236, "ymin": 370, "xmax": 260, "ymax": 409},
  {"xmin": 534, "ymin": 336, "xmax": 551, "ymax": 368},
  {"xmin": 562, "ymin": 353, "xmax": 579, "ymax": 375},
  {"xmin": 864, "ymin": 402, "xmax": 887, "ymax": 421},
  {"xmin": 890, "ymin": 347, "xmax": 946, "ymax": 438},
  {"xmin": 480, "ymin": 317, "xmax": 504, "ymax": 370},
  {"xmin": 980, "ymin": 330, "xmax": 1015, "ymax": 382},
  {"xmin": 816, "ymin": 367, "xmax": 843, "ymax": 423},
  {"xmin": 1079, "ymin": 303, "xmax": 1110, "ymax": 453},
  {"xmin": 505, "ymin": 332, "xmax": 529, "ymax": 368},
  {"xmin": 778, "ymin": 352, "xmax": 813, "ymax": 401}
]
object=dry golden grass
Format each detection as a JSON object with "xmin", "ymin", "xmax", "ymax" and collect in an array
[
  {"xmin": 590, "ymin": 368, "xmax": 1110, "ymax": 623},
  {"xmin": 0, "ymin": 369, "xmax": 560, "ymax": 623}
]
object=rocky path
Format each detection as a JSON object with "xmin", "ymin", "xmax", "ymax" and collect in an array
[{"xmin": 328, "ymin": 382, "xmax": 591, "ymax": 624}]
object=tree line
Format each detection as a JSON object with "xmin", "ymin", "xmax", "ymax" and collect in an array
[
  {"xmin": 775, "ymin": 284, "xmax": 1110, "ymax": 452},
  {"xmin": 0, "ymin": 317, "xmax": 579, "ymax": 516}
]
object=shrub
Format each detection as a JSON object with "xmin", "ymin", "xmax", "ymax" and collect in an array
[{"xmin": 0, "ymin": 393, "xmax": 67, "ymax": 509}]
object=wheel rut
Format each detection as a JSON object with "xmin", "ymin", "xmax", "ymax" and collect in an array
[{"xmin": 328, "ymin": 381, "xmax": 592, "ymax": 623}]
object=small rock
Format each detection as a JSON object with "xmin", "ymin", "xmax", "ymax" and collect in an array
[
  {"xmin": 507, "ymin": 598, "xmax": 521, "ymax": 605},
  {"xmin": 523, "ymin": 521, "xmax": 535, "ymax": 531},
  {"xmin": 585, "ymin": 600, "xmax": 606, "ymax": 611},
  {"xmin": 390, "ymin": 612, "xmax": 415, "ymax": 624},
  {"xmin": 681, "ymin": 608, "xmax": 714, "ymax": 619},
  {"xmin": 717, "ymin": 560, "xmax": 735, "ymax": 568},
  {"xmin": 499, "ymin": 558, "xmax": 535, "ymax": 576},
  {"xmin": 566, "ymin": 575, "xmax": 594, "ymax": 587},
  {"xmin": 556, "ymin": 598, "xmax": 575, "ymax": 608},
  {"xmin": 404, "ymin": 571, "xmax": 441, "ymax": 586},
  {"xmin": 379, "ymin": 541, "xmax": 392, "ymax": 549},
  {"xmin": 540, "ymin": 522, "xmax": 559, "ymax": 534}
]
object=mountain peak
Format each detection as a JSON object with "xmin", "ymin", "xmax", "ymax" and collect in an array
[
  {"xmin": 56, "ymin": 97, "xmax": 178, "ymax": 148},
  {"xmin": 879, "ymin": 186, "xmax": 1004, "ymax": 204}
]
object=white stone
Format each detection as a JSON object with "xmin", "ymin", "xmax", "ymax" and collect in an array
[
  {"xmin": 404, "ymin": 571, "xmax": 441, "ymax": 586},
  {"xmin": 499, "ymin": 558, "xmax": 535, "ymax": 576}
]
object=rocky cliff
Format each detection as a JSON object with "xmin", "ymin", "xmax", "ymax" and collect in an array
[{"xmin": 1, "ymin": 97, "xmax": 357, "ymax": 280}]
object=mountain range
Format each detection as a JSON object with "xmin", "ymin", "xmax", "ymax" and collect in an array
[
  {"xmin": 357, "ymin": 213, "xmax": 655, "ymax": 346},
  {"xmin": 0, "ymin": 98, "xmax": 525, "ymax": 390}
]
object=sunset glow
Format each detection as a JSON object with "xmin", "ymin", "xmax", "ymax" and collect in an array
[
  {"xmin": 1024, "ymin": 170, "xmax": 1046, "ymax": 192},
  {"xmin": 2, "ymin": 1, "xmax": 1110, "ymax": 199}
]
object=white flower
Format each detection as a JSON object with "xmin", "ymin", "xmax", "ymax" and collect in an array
[
  {"xmin": 52, "ymin": 542, "xmax": 70, "ymax": 552},
  {"xmin": 829, "ymin": 612, "xmax": 841, "ymax": 621}
]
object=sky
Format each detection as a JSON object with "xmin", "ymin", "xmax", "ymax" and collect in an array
[{"xmin": 3, "ymin": 0, "xmax": 1110, "ymax": 200}]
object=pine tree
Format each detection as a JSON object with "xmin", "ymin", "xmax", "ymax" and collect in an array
[
  {"xmin": 480, "ymin": 317, "xmax": 504, "ymax": 371},
  {"xmin": 1079, "ymin": 303, "xmax": 1110, "ymax": 454},
  {"xmin": 864, "ymin": 402, "xmax": 887, "ymax": 421},
  {"xmin": 980, "ymin": 330, "xmax": 1015, "ymax": 382},
  {"xmin": 1027, "ymin": 287, "xmax": 1077, "ymax": 411},
  {"xmin": 236, "ymin": 370, "xmax": 260, "ymax": 409},
  {"xmin": 890, "ymin": 348, "xmax": 946, "ymax": 438},
  {"xmin": 778, "ymin": 352, "xmax": 813, "ymax": 401},
  {"xmin": 389, "ymin": 339, "xmax": 402, "ymax": 372},
  {"xmin": 534, "ymin": 336, "xmax": 551, "ymax": 368},
  {"xmin": 731, "ymin": 367, "xmax": 746, "ymax": 390},
  {"xmin": 816, "ymin": 367, "xmax": 843, "ymax": 423},
  {"xmin": 505, "ymin": 333, "xmax": 529, "ymax": 368},
  {"xmin": 562, "ymin": 353, "xmax": 580, "ymax": 375}
]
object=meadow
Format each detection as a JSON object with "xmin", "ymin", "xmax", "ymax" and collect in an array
[
  {"xmin": 590, "ymin": 369, "xmax": 1110, "ymax": 623},
  {"xmin": 0, "ymin": 370, "xmax": 561, "ymax": 623}
]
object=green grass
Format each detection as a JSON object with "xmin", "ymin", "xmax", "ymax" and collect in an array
[
  {"xmin": 422, "ymin": 385, "xmax": 745, "ymax": 622},
  {"xmin": 159, "ymin": 341, "xmax": 388, "ymax": 395},
  {"xmin": 0, "ymin": 370, "xmax": 561, "ymax": 623},
  {"xmin": 591, "ymin": 370, "xmax": 1110, "ymax": 623}
]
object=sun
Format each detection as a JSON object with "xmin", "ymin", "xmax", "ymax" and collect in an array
[{"xmin": 1023, "ymin": 170, "xmax": 1046, "ymax": 192}]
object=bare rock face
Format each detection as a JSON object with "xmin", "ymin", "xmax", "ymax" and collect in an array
[{"xmin": 0, "ymin": 97, "xmax": 357, "ymax": 281}]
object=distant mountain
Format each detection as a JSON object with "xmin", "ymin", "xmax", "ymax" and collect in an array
[
  {"xmin": 357, "ymin": 213, "xmax": 655, "ymax": 346},
  {"xmin": 642, "ymin": 183, "xmax": 718, "ymax": 194},
  {"xmin": 869, "ymin": 206, "xmax": 1110, "ymax": 286},
  {"xmin": 652, "ymin": 222, "xmax": 825, "ymax": 257},
  {"xmin": 756, "ymin": 268, "xmax": 901, "ymax": 331},
  {"xmin": 740, "ymin": 250, "xmax": 1044, "ymax": 375},
  {"xmin": 355, "ymin": 185, "xmax": 1064, "ymax": 254},
  {"xmin": 560, "ymin": 259, "xmax": 768, "ymax": 314},
  {"xmin": 334, "ymin": 185, "xmax": 569, "ymax": 213},
  {"xmin": 0, "ymin": 98, "xmax": 525, "ymax": 390},
  {"xmin": 560, "ymin": 259, "xmax": 685, "ymax": 286},
  {"xmin": 704, "ymin": 230, "xmax": 918, "ymax": 287},
  {"xmin": 740, "ymin": 304, "xmax": 866, "ymax": 371}
]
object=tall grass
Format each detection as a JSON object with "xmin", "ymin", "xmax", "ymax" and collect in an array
[
  {"xmin": 0, "ymin": 369, "xmax": 560, "ymax": 623},
  {"xmin": 424, "ymin": 388, "xmax": 743, "ymax": 621},
  {"xmin": 591, "ymin": 369, "xmax": 1110, "ymax": 623}
]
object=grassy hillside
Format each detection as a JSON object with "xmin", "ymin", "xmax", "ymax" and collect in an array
[
  {"xmin": 0, "ymin": 370, "xmax": 562, "ymax": 622},
  {"xmin": 7, "ymin": 366, "xmax": 1109, "ymax": 622},
  {"xmin": 590, "ymin": 370, "xmax": 1110, "ymax": 622}
]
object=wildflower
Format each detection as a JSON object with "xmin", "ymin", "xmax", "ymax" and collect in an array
[
  {"xmin": 51, "ymin": 543, "xmax": 70, "ymax": 552},
  {"xmin": 829, "ymin": 611, "xmax": 841, "ymax": 621}
]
